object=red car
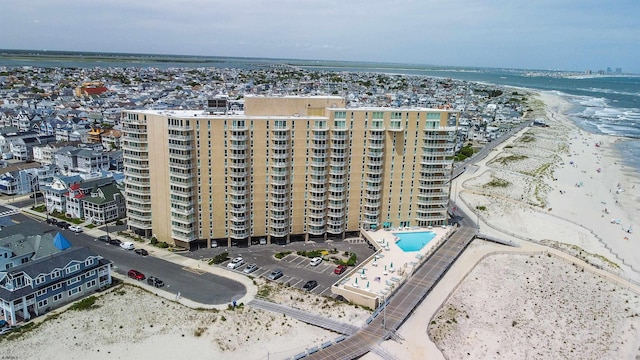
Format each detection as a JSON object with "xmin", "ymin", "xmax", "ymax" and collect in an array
[
  {"xmin": 128, "ymin": 269, "xmax": 145, "ymax": 280},
  {"xmin": 334, "ymin": 265, "xmax": 347, "ymax": 275}
]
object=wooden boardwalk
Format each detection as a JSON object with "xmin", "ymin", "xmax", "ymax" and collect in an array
[{"xmin": 304, "ymin": 225, "xmax": 477, "ymax": 359}]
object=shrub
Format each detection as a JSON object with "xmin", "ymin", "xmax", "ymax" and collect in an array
[
  {"xmin": 209, "ymin": 252, "xmax": 229, "ymax": 265},
  {"xmin": 157, "ymin": 242, "xmax": 169, "ymax": 249},
  {"xmin": 476, "ymin": 205, "xmax": 487, "ymax": 211},
  {"xmin": 150, "ymin": 237, "xmax": 158, "ymax": 245},
  {"xmin": 69, "ymin": 296, "xmax": 98, "ymax": 311},
  {"xmin": 275, "ymin": 251, "xmax": 292, "ymax": 259}
]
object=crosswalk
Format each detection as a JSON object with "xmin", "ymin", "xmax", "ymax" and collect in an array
[{"xmin": 0, "ymin": 209, "xmax": 20, "ymax": 218}]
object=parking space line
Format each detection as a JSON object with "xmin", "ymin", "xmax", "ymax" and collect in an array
[{"xmin": 290, "ymin": 278, "xmax": 304, "ymax": 288}]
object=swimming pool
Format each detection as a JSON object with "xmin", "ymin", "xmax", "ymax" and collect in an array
[{"xmin": 393, "ymin": 231, "xmax": 436, "ymax": 252}]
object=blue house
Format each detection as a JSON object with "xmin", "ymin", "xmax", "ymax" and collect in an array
[{"xmin": 0, "ymin": 232, "xmax": 112, "ymax": 326}]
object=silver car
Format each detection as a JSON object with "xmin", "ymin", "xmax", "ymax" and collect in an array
[
  {"xmin": 268, "ymin": 269, "xmax": 283, "ymax": 280},
  {"xmin": 243, "ymin": 263, "xmax": 258, "ymax": 274}
]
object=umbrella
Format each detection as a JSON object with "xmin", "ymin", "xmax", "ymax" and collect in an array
[
  {"xmin": 366, "ymin": 281, "xmax": 370, "ymax": 290},
  {"xmin": 362, "ymin": 268, "xmax": 366, "ymax": 275},
  {"xmin": 355, "ymin": 277, "xmax": 358, "ymax": 285},
  {"xmin": 390, "ymin": 262, "xmax": 394, "ymax": 269}
]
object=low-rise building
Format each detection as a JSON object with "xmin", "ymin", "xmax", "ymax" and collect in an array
[{"xmin": 0, "ymin": 235, "xmax": 112, "ymax": 325}]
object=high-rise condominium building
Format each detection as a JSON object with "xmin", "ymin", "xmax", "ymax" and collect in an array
[{"xmin": 122, "ymin": 96, "xmax": 458, "ymax": 249}]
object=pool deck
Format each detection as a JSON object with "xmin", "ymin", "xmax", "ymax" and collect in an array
[{"xmin": 332, "ymin": 226, "xmax": 454, "ymax": 308}]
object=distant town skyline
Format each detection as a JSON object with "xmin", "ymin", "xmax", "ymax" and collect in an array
[{"xmin": 1, "ymin": 0, "xmax": 638, "ymax": 73}]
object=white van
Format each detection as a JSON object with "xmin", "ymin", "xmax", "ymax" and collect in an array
[{"xmin": 120, "ymin": 242, "xmax": 135, "ymax": 250}]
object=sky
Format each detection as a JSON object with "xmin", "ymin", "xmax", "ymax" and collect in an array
[{"xmin": 1, "ymin": 0, "xmax": 639, "ymax": 73}]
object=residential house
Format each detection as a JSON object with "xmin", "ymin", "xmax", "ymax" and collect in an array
[
  {"xmin": 0, "ymin": 236, "xmax": 112, "ymax": 325},
  {"xmin": 41, "ymin": 175, "xmax": 115, "ymax": 218},
  {"xmin": 82, "ymin": 183, "xmax": 126, "ymax": 225},
  {"xmin": 0, "ymin": 163, "xmax": 41, "ymax": 196}
]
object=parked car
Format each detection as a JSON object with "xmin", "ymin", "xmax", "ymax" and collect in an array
[
  {"xmin": 309, "ymin": 257, "xmax": 323, "ymax": 266},
  {"xmin": 46, "ymin": 218, "xmax": 58, "ymax": 225},
  {"xmin": 68, "ymin": 225, "xmax": 83, "ymax": 233},
  {"xmin": 29, "ymin": 191, "xmax": 43, "ymax": 198},
  {"xmin": 334, "ymin": 265, "xmax": 347, "ymax": 275},
  {"xmin": 108, "ymin": 238, "xmax": 122, "ymax": 246},
  {"xmin": 97, "ymin": 235, "xmax": 111, "ymax": 242},
  {"xmin": 127, "ymin": 269, "xmax": 145, "ymax": 280},
  {"xmin": 120, "ymin": 242, "xmax": 135, "ymax": 250},
  {"xmin": 303, "ymin": 280, "xmax": 318, "ymax": 291},
  {"xmin": 227, "ymin": 257, "xmax": 244, "ymax": 269},
  {"xmin": 0, "ymin": 327, "xmax": 13, "ymax": 335},
  {"xmin": 243, "ymin": 263, "xmax": 258, "ymax": 274},
  {"xmin": 268, "ymin": 269, "xmax": 283, "ymax": 280},
  {"xmin": 135, "ymin": 248, "xmax": 149, "ymax": 256},
  {"xmin": 147, "ymin": 276, "xmax": 164, "ymax": 288},
  {"xmin": 56, "ymin": 221, "xmax": 70, "ymax": 229},
  {"xmin": 0, "ymin": 320, "xmax": 8, "ymax": 328}
]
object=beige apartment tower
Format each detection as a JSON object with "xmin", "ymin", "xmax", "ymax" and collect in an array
[{"xmin": 122, "ymin": 96, "xmax": 458, "ymax": 249}]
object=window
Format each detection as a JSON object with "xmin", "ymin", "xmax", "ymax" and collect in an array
[
  {"xmin": 86, "ymin": 279, "xmax": 97, "ymax": 289},
  {"xmin": 66, "ymin": 264, "xmax": 80, "ymax": 274},
  {"xmin": 68, "ymin": 287, "xmax": 82, "ymax": 297},
  {"xmin": 53, "ymin": 293, "xmax": 63, "ymax": 302},
  {"xmin": 37, "ymin": 288, "xmax": 47, "ymax": 296},
  {"xmin": 67, "ymin": 276, "xmax": 81, "ymax": 286},
  {"xmin": 85, "ymin": 258, "xmax": 94, "ymax": 266},
  {"xmin": 38, "ymin": 299, "xmax": 48, "ymax": 307},
  {"xmin": 34, "ymin": 275, "xmax": 45, "ymax": 285}
]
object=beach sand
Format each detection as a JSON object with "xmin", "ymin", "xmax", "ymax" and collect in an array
[
  {"xmin": 0, "ymin": 279, "xmax": 370, "ymax": 360},
  {"xmin": 364, "ymin": 91, "xmax": 640, "ymax": 360}
]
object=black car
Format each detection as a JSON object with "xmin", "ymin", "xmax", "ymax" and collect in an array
[
  {"xmin": 56, "ymin": 221, "xmax": 70, "ymax": 229},
  {"xmin": 135, "ymin": 248, "xmax": 149, "ymax": 256},
  {"xmin": 97, "ymin": 235, "xmax": 111, "ymax": 242},
  {"xmin": 303, "ymin": 280, "xmax": 318, "ymax": 291},
  {"xmin": 108, "ymin": 238, "xmax": 121, "ymax": 246},
  {"xmin": 46, "ymin": 218, "xmax": 58, "ymax": 225},
  {"xmin": 29, "ymin": 192, "xmax": 43, "ymax": 198},
  {"xmin": 147, "ymin": 276, "xmax": 164, "ymax": 288}
]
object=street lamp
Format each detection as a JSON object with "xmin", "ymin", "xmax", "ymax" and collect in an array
[
  {"xmin": 103, "ymin": 206, "xmax": 110, "ymax": 237},
  {"xmin": 26, "ymin": 173, "xmax": 37, "ymax": 208}
]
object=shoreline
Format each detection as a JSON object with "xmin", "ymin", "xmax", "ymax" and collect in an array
[{"xmin": 366, "ymin": 89, "xmax": 640, "ymax": 359}]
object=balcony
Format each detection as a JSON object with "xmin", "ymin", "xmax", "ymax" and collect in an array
[
  {"xmin": 309, "ymin": 194, "xmax": 327, "ymax": 202},
  {"xmin": 230, "ymin": 197, "xmax": 248, "ymax": 205},
  {"xmin": 230, "ymin": 206, "xmax": 248, "ymax": 214},
  {"xmin": 171, "ymin": 206, "xmax": 194, "ymax": 216},
  {"xmin": 420, "ymin": 158, "xmax": 452, "ymax": 165},
  {"xmin": 270, "ymin": 177, "xmax": 288, "ymax": 186},
  {"xmin": 229, "ymin": 161, "xmax": 247, "ymax": 169},
  {"xmin": 230, "ymin": 134, "xmax": 248, "ymax": 141},
  {"xmin": 310, "ymin": 142, "xmax": 328, "ymax": 150},
  {"xmin": 168, "ymin": 134, "xmax": 193, "ymax": 142},
  {"xmin": 269, "ymin": 204, "xmax": 289, "ymax": 212},
  {"xmin": 229, "ymin": 170, "xmax": 248, "ymax": 178},
  {"xmin": 271, "ymin": 152, "xmax": 289, "ymax": 159},
  {"xmin": 269, "ymin": 197, "xmax": 289, "ymax": 205},
  {"xmin": 422, "ymin": 132, "xmax": 456, "ymax": 141},
  {"xmin": 271, "ymin": 142, "xmax": 290, "ymax": 150},
  {"xmin": 368, "ymin": 142, "xmax": 384, "ymax": 149},
  {"xmin": 309, "ymin": 176, "xmax": 326, "ymax": 185},
  {"xmin": 331, "ymin": 142, "xmax": 348, "ymax": 150},
  {"xmin": 367, "ymin": 151, "xmax": 384, "ymax": 158},
  {"xmin": 422, "ymin": 142, "xmax": 452, "ymax": 150},
  {"xmin": 168, "ymin": 161, "xmax": 193, "ymax": 170},
  {"xmin": 418, "ymin": 183, "xmax": 449, "ymax": 191},
  {"xmin": 168, "ymin": 152, "xmax": 192, "ymax": 161},
  {"xmin": 269, "ymin": 229, "xmax": 289, "ymax": 237},
  {"xmin": 168, "ymin": 123, "xmax": 190, "ymax": 131},
  {"xmin": 270, "ymin": 187, "xmax": 288, "ymax": 195},
  {"xmin": 368, "ymin": 132, "xmax": 385, "ymax": 141},
  {"xmin": 269, "ymin": 213, "xmax": 288, "ymax": 221},
  {"xmin": 308, "ymin": 211, "xmax": 325, "ymax": 219},
  {"xmin": 308, "ymin": 226, "xmax": 325, "ymax": 236},
  {"xmin": 229, "ymin": 144, "xmax": 247, "ymax": 151},
  {"xmin": 124, "ymin": 161, "xmax": 149, "ymax": 170},
  {"xmin": 171, "ymin": 214, "xmax": 196, "ymax": 225},
  {"xmin": 230, "ymin": 188, "xmax": 249, "ymax": 196},
  {"xmin": 271, "ymin": 133, "xmax": 289, "ymax": 140},
  {"xmin": 229, "ymin": 180, "xmax": 248, "ymax": 187},
  {"xmin": 230, "ymin": 230, "xmax": 251, "ymax": 239},
  {"xmin": 171, "ymin": 143, "xmax": 193, "ymax": 151},
  {"xmin": 128, "ymin": 218, "xmax": 152, "ymax": 229},
  {"xmin": 230, "ymin": 222, "xmax": 250, "ymax": 232},
  {"xmin": 363, "ymin": 209, "xmax": 380, "ymax": 217},
  {"xmin": 331, "ymin": 133, "xmax": 348, "ymax": 140},
  {"xmin": 121, "ymin": 143, "xmax": 148, "ymax": 152},
  {"xmin": 122, "ymin": 126, "xmax": 147, "ymax": 134},
  {"xmin": 125, "ymin": 177, "xmax": 150, "ymax": 186},
  {"xmin": 125, "ymin": 186, "xmax": 151, "ymax": 195}
]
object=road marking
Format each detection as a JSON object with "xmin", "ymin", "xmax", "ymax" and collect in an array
[{"xmin": 182, "ymin": 267, "xmax": 206, "ymax": 275}]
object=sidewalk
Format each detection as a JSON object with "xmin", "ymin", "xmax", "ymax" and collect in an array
[{"xmin": 13, "ymin": 204, "xmax": 258, "ymax": 310}]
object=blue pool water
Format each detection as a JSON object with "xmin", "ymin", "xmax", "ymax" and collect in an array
[{"xmin": 393, "ymin": 231, "xmax": 436, "ymax": 252}]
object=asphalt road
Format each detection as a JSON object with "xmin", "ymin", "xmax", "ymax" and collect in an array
[{"xmin": 1, "ymin": 208, "xmax": 247, "ymax": 305}]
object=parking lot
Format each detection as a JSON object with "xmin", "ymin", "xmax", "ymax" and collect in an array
[{"xmin": 183, "ymin": 240, "xmax": 375, "ymax": 297}]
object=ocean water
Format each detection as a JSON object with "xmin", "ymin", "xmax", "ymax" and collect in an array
[{"xmin": 1, "ymin": 50, "xmax": 638, "ymax": 170}]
